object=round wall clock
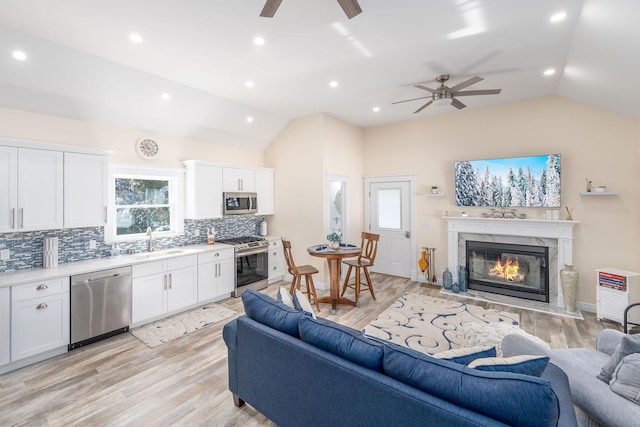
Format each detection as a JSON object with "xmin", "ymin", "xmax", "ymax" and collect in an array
[{"xmin": 135, "ymin": 138, "xmax": 159, "ymax": 159}]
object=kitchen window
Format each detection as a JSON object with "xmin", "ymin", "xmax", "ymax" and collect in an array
[{"xmin": 106, "ymin": 165, "xmax": 184, "ymax": 242}]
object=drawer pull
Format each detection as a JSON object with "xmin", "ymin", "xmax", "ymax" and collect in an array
[
  {"xmin": 36, "ymin": 284, "xmax": 48, "ymax": 291},
  {"xmin": 272, "ymin": 252, "xmax": 277, "ymax": 256},
  {"xmin": 36, "ymin": 303, "xmax": 48, "ymax": 310},
  {"xmin": 215, "ymin": 253, "xmax": 220, "ymax": 257}
]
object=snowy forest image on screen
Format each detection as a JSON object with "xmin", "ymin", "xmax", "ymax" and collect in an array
[{"xmin": 455, "ymin": 154, "xmax": 561, "ymax": 207}]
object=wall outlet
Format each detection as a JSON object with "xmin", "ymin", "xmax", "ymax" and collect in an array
[
  {"xmin": 0, "ymin": 249, "xmax": 9, "ymax": 261},
  {"xmin": 194, "ymin": 229, "xmax": 200, "ymax": 237},
  {"xmin": 89, "ymin": 240, "xmax": 97, "ymax": 250}
]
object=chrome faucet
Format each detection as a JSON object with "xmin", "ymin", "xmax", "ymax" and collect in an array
[{"xmin": 146, "ymin": 227, "xmax": 156, "ymax": 252}]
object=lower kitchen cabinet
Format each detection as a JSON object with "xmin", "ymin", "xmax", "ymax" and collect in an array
[
  {"xmin": 197, "ymin": 247, "xmax": 234, "ymax": 301},
  {"xmin": 0, "ymin": 288, "xmax": 10, "ymax": 366},
  {"xmin": 132, "ymin": 255, "xmax": 197, "ymax": 324},
  {"xmin": 11, "ymin": 278, "xmax": 70, "ymax": 361},
  {"xmin": 267, "ymin": 237, "xmax": 285, "ymax": 284}
]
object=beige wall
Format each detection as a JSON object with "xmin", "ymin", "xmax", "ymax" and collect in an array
[
  {"xmin": 0, "ymin": 107, "xmax": 264, "ymax": 168},
  {"xmin": 363, "ymin": 96, "xmax": 640, "ymax": 308},
  {"xmin": 265, "ymin": 113, "xmax": 364, "ymax": 285}
]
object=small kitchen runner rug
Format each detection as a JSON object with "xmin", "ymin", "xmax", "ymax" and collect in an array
[
  {"xmin": 363, "ymin": 293, "xmax": 519, "ymax": 355},
  {"xmin": 130, "ymin": 304, "xmax": 236, "ymax": 348}
]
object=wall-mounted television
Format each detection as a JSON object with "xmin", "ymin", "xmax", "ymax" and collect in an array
[{"xmin": 454, "ymin": 154, "xmax": 560, "ymax": 207}]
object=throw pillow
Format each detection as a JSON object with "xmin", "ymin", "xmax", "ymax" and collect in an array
[
  {"xmin": 292, "ymin": 288, "xmax": 316, "ymax": 319},
  {"xmin": 432, "ymin": 346, "xmax": 497, "ymax": 365},
  {"xmin": 461, "ymin": 322, "xmax": 550, "ymax": 357},
  {"xmin": 276, "ymin": 286, "xmax": 295, "ymax": 308},
  {"xmin": 298, "ymin": 316, "xmax": 384, "ymax": 371},
  {"xmin": 468, "ymin": 355, "xmax": 550, "ymax": 377},
  {"xmin": 241, "ymin": 288, "xmax": 310, "ymax": 338},
  {"xmin": 597, "ymin": 333, "xmax": 640, "ymax": 383},
  {"xmin": 610, "ymin": 353, "xmax": 640, "ymax": 404}
]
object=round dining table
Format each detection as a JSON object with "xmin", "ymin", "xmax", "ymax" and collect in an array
[{"xmin": 307, "ymin": 244, "xmax": 361, "ymax": 314}]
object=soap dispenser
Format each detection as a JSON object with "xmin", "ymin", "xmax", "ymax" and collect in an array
[{"xmin": 207, "ymin": 228, "xmax": 216, "ymax": 245}]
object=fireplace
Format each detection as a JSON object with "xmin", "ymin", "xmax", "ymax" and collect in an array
[{"xmin": 466, "ymin": 240, "xmax": 549, "ymax": 302}]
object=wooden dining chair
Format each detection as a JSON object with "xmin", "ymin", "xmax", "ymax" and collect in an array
[
  {"xmin": 340, "ymin": 232, "xmax": 380, "ymax": 304},
  {"xmin": 282, "ymin": 239, "xmax": 320, "ymax": 311}
]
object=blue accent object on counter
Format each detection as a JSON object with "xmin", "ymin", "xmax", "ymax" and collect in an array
[
  {"xmin": 458, "ymin": 265, "xmax": 468, "ymax": 292},
  {"xmin": 443, "ymin": 268, "xmax": 453, "ymax": 290}
]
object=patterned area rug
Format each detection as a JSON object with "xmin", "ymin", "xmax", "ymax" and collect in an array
[
  {"xmin": 363, "ymin": 293, "xmax": 519, "ymax": 355},
  {"xmin": 130, "ymin": 304, "xmax": 236, "ymax": 348}
]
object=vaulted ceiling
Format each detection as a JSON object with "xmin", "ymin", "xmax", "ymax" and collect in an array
[{"xmin": 0, "ymin": 0, "xmax": 638, "ymax": 150}]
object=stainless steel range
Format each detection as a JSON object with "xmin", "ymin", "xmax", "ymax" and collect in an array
[{"xmin": 217, "ymin": 236, "xmax": 269, "ymax": 297}]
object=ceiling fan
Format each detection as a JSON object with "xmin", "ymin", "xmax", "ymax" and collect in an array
[
  {"xmin": 260, "ymin": 0, "xmax": 362, "ymax": 19},
  {"xmin": 392, "ymin": 74, "xmax": 502, "ymax": 113}
]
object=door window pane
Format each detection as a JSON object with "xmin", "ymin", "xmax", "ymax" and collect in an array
[{"xmin": 378, "ymin": 188, "xmax": 401, "ymax": 229}]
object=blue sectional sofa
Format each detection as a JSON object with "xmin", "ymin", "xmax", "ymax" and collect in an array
[{"xmin": 223, "ymin": 289, "xmax": 577, "ymax": 427}]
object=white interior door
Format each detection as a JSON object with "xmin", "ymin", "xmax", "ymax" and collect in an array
[{"xmin": 368, "ymin": 180, "xmax": 413, "ymax": 278}]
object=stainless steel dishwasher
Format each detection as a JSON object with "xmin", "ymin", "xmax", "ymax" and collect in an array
[{"xmin": 69, "ymin": 266, "xmax": 132, "ymax": 350}]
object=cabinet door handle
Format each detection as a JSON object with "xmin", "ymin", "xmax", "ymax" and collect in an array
[
  {"xmin": 20, "ymin": 208, "xmax": 24, "ymax": 228},
  {"xmin": 11, "ymin": 208, "xmax": 15, "ymax": 229},
  {"xmin": 163, "ymin": 275, "xmax": 167, "ymax": 290},
  {"xmin": 36, "ymin": 303, "xmax": 48, "ymax": 310},
  {"xmin": 104, "ymin": 206, "xmax": 107, "ymax": 223},
  {"xmin": 169, "ymin": 273, "xmax": 172, "ymax": 289},
  {"xmin": 36, "ymin": 284, "xmax": 48, "ymax": 291}
]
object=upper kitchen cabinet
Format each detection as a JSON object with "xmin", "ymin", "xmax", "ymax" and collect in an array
[
  {"xmin": 223, "ymin": 167, "xmax": 256, "ymax": 192},
  {"xmin": 184, "ymin": 161, "xmax": 224, "ymax": 219},
  {"xmin": 0, "ymin": 146, "xmax": 64, "ymax": 232},
  {"xmin": 255, "ymin": 168, "xmax": 275, "ymax": 215},
  {"xmin": 64, "ymin": 153, "xmax": 107, "ymax": 228}
]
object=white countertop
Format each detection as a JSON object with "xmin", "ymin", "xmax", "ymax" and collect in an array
[{"xmin": 0, "ymin": 243, "xmax": 234, "ymax": 288}]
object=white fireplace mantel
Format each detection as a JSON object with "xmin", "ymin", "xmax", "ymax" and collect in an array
[{"xmin": 445, "ymin": 216, "xmax": 579, "ymax": 308}]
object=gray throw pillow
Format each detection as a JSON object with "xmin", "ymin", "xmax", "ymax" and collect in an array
[
  {"xmin": 610, "ymin": 353, "xmax": 640, "ymax": 404},
  {"xmin": 597, "ymin": 334, "xmax": 640, "ymax": 383}
]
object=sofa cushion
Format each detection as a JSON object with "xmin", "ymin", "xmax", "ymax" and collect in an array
[
  {"xmin": 298, "ymin": 316, "xmax": 384, "ymax": 371},
  {"xmin": 610, "ymin": 353, "xmax": 640, "ymax": 404},
  {"xmin": 432, "ymin": 346, "xmax": 496, "ymax": 365},
  {"xmin": 293, "ymin": 289, "xmax": 317, "ymax": 319},
  {"xmin": 468, "ymin": 355, "xmax": 549, "ymax": 377},
  {"xmin": 276, "ymin": 286, "xmax": 295, "ymax": 308},
  {"xmin": 597, "ymin": 333, "xmax": 640, "ymax": 383},
  {"xmin": 382, "ymin": 342, "xmax": 560, "ymax": 427},
  {"xmin": 241, "ymin": 288, "xmax": 309, "ymax": 338}
]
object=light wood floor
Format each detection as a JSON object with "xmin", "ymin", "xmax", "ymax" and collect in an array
[{"xmin": 0, "ymin": 274, "xmax": 620, "ymax": 426}]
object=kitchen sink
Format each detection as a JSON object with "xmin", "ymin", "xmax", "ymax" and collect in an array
[{"xmin": 132, "ymin": 249, "xmax": 194, "ymax": 260}]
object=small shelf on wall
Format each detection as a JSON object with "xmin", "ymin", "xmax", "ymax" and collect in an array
[
  {"xmin": 580, "ymin": 191, "xmax": 619, "ymax": 196},
  {"xmin": 423, "ymin": 193, "xmax": 445, "ymax": 197}
]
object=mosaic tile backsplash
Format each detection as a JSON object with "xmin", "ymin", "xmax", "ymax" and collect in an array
[{"xmin": 0, "ymin": 215, "xmax": 264, "ymax": 273}]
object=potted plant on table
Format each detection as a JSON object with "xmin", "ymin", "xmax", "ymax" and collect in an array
[{"xmin": 326, "ymin": 232, "xmax": 341, "ymax": 249}]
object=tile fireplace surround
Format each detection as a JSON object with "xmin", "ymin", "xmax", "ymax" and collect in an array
[{"xmin": 446, "ymin": 216, "xmax": 579, "ymax": 310}]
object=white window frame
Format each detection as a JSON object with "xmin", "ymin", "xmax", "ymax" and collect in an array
[{"xmin": 106, "ymin": 164, "xmax": 184, "ymax": 243}]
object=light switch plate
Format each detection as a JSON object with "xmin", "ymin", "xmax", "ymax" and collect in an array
[
  {"xmin": 0, "ymin": 249, "xmax": 9, "ymax": 261},
  {"xmin": 195, "ymin": 229, "xmax": 200, "ymax": 237},
  {"xmin": 89, "ymin": 240, "xmax": 97, "ymax": 250}
]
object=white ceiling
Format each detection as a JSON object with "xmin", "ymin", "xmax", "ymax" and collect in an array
[{"xmin": 1, "ymin": 0, "xmax": 638, "ymax": 150}]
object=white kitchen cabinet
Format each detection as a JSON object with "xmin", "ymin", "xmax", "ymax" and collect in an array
[
  {"xmin": 0, "ymin": 146, "xmax": 64, "ymax": 232},
  {"xmin": 256, "ymin": 168, "xmax": 275, "ymax": 215},
  {"xmin": 267, "ymin": 237, "xmax": 285, "ymax": 284},
  {"xmin": 596, "ymin": 268, "xmax": 640, "ymax": 324},
  {"xmin": 197, "ymin": 247, "xmax": 235, "ymax": 301},
  {"xmin": 223, "ymin": 167, "xmax": 256, "ymax": 192},
  {"xmin": 0, "ymin": 287, "xmax": 10, "ymax": 366},
  {"xmin": 132, "ymin": 255, "xmax": 197, "ymax": 324},
  {"xmin": 11, "ymin": 278, "xmax": 70, "ymax": 361},
  {"xmin": 64, "ymin": 152, "xmax": 107, "ymax": 228},
  {"xmin": 183, "ymin": 161, "xmax": 224, "ymax": 219}
]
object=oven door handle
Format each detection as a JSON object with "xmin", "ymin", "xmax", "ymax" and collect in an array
[{"xmin": 236, "ymin": 248, "xmax": 268, "ymax": 257}]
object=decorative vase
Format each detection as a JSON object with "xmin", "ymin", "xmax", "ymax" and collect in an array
[
  {"xmin": 328, "ymin": 241, "xmax": 340, "ymax": 249},
  {"xmin": 443, "ymin": 268, "xmax": 453, "ymax": 290},
  {"xmin": 458, "ymin": 265, "xmax": 468, "ymax": 292},
  {"xmin": 560, "ymin": 264, "xmax": 578, "ymax": 313}
]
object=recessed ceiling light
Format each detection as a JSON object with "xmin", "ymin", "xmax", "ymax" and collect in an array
[
  {"xmin": 246, "ymin": 116, "xmax": 254, "ymax": 123},
  {"xmin": 129, "ymin": 33, "xmax": 144, "ymax": 43},
  {"xmin": 12, "ymin": 50, "xmax": 27, "ymax": 61},
  {"xmin": 161, "ymin": 92, "xmax": 171, "ymax": 100},
  {"xmin": 544, "ymin": 68, "xmax": 556, "ymax": 76},
  {"xmin": 253, "ymin": 37, "xmax": 265, "ymax": 46},
  {"xmin": 245, "ymin": 81, "xmax": 255, "ymax": 88},
  {"xmin": 550, "ymin": 12, "xmax": 567, "ymax": 23},
  {"xmin": 372, "ymin": 107, "xmax": 380, "ymax": 112},
  {"xmin": 329, "ymin": 81, "xmax": 339, "ymax": 88}
]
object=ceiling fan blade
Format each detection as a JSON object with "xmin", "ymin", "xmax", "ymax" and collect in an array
[
  {"xmin": 414, "ymin": 85, "xmax": 436, "ymax": 94},
  {"xmin": 260, "ymin": 0, "xmax": 283, "ymax": 17},
  {"xmin": 391, "ymin": 95, "xmax": 432, "ymax": 105},
  {"xmin": 449, "ymin": 76, "xmax": 483, "ymax": 93},
  {"xmin": 451, "ymin": 98, "xmax": 466, "ymax": 109},
  {"xmin": 414, "ymin": 100, "xmax": 434, "ymax": 113},
  {"xmin": 454, "ymin": 89, "xmax": 502, "ymax": 96},
  {"xmin": 337, "ymin": 0, "xmax": 362, "ymax": 19}
]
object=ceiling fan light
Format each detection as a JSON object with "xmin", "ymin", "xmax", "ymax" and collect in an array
[{"xmin": 432, "ymin": 96, "xmax": 452, "ymax": 107}]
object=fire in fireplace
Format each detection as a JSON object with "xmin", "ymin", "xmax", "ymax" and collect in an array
[{"xmin": 466, "ymin": 240, "xmax": 549, "ymax": 302}]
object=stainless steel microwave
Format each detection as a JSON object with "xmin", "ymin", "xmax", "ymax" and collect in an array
[{"xmin": 223, "ymin": 192, "xmax": 258, "ymax": 215}]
